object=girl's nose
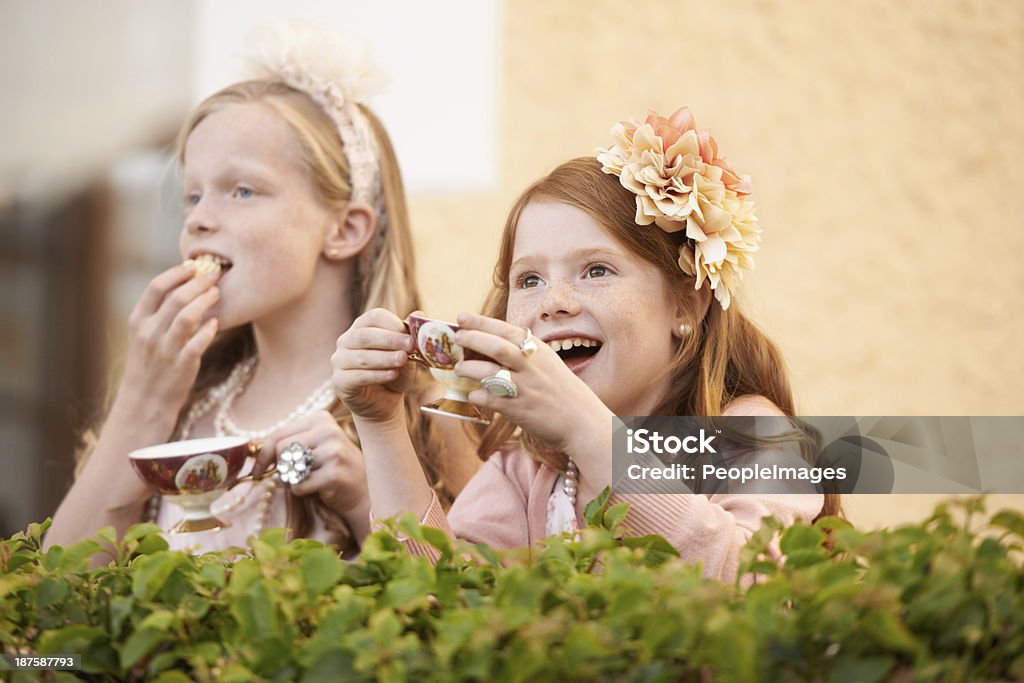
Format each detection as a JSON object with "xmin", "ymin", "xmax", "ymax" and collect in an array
[
  {"xmin": 184, "ymin": 198, "xmax": 219, "ymax": 235},
  {"xmin": 539, "ymin": 282, "xmax": 582, "ymax": 320}
]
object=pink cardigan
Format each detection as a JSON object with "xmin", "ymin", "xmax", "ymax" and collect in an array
[{"xmin": 401, "ymin": 444, "xmax": 824, "ymax": 583}]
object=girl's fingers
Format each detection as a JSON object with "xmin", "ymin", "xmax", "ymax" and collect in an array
[
  {"xmin": 466, "ymin": 387, "xmax": 509, "ymax": 412},
  {"xmin": 343, "ymin": 349, "xmax": 410, "ymax": 371},
  {"xmin": 148, "ymin": 272, "xmax": 219, "ymax": 333},
  {"xmin": 254, "ymin": 411, "xmax": 334, "ymax": 475},
  {"xmin": 253, "ymin": 436, "xmax": 281, "ymax": 476},
  {"xmin": 166, "ymin": 287, "xmax": 220, "ymax": 347},
  {"xmin": 132, "ymin": 263, "xmax": 199, "ymax": 319},
  {"xmin": 355, "ymin": 307, "xmax": 407, "ymax": 333},
  {"xmin": 180, "ymin": 318, "xmax": 218, "ymax": 360},
  {"xmin": 332, "ymin": 368, "xmax": 401, "ymax": 393},
  {"xmin": 341, "ymin": 326, "xmax": 413, "ymax": 353},
  {"xmin": 289, "ymin": 467, "xmax": 329, "ymax": 498},
  {"xmin": 454, "ymin": 329, "xmax": 522, "ymax": 368},
  {"xmin": 453, "ymin": 359, "xmax": 503, "ymax": 381},
  {"xmin": 457, "ymin": 313, "xmax": 527, "ymax": 345}
]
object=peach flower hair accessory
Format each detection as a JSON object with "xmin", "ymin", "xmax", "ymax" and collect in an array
[{"xmin": 596, "ymin": 106, "xmax": 760, "ymax": 310}]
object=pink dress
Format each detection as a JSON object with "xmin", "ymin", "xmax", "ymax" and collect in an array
[{"xmin": 397, "ymin": 444, "xmax": 823, "ymax": 583}]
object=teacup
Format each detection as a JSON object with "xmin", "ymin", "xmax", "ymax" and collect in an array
[
  {"xmin": 406, "ymin": 314, "xmax": 491, "ymax": 424},
  {"xmin": 129, "ymin": 436, "xmax": 266, "ymax": 534}
]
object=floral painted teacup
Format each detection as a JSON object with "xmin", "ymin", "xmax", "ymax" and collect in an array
[
  {"xmin": 405, "ymin": 315, "xmax": 491, "ymax": 424},
  {"xmin": 129, "ymin": 436, "xmax": 266, "ymax": 534}
]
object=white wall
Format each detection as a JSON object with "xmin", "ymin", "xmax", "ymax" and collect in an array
[{"xmin": 192, "ymin": 0, "xmax": 501, "ymax": 194}]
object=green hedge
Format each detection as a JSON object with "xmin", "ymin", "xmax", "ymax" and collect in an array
[{"xmin": 1, "ymin": 494, "xmax": 1022, "ymax": 682}]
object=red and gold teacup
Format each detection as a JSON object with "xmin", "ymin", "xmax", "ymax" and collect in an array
[
  {"xmin": 406, "ymin": 315, "xmax": 491, "ymax": 424},
  {"xmin": 129, "ymin": 436, "xmax": 265, "ymax": 534}
]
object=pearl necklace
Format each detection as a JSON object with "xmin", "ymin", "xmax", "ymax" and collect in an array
[
  {"xmin": 213, "ymin": 360, "xmax": 335, "ymax": 441},
  {"xmin": 152, "ymin": 356, "xmax": 333, "ymax": 539},
  {"xmin": 564, "ymin": 459, "xmax": 579, "ymax": 507}
]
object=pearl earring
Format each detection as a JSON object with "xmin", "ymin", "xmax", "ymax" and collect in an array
[
  {"xmin": 329, "ymin": 250, "xmax": 340, "ymax": 258},
  {"xmin": 676, "ymin": 322, "xmax": 692, "ymax": 337}
]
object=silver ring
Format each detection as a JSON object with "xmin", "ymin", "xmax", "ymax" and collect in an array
[
  {"xmin": 277, "ymin": 442, "xmax": 314, "ymax": 486},
  {"xmin": 481, "ymin": 368, "xmax": 518, "ymax": 398},
  {"xmin": 520, "ymin": 328, "xmax": 538, "ymax": 357}
]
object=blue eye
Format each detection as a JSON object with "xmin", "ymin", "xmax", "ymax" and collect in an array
[
  {"xmin": 235, "ymin": 186, "xmax": 254, "ymax": 199},
  {"xmin": 186, "ymin": 193, "xmax": 200, "ymax": 206}
]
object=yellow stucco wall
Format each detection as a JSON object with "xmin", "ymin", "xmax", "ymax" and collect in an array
[{"xmin": 408, "ymin": 1, "xmax": 1024, "ymax": 528}]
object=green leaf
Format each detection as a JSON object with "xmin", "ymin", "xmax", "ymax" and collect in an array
[
  {"xmin": 604, "ymin": 502, "xmax": 630, "ymax": 532},
  {"xmin": 132, "ymin": 552, "xmax": 186, "ymax": 600},
  {"xmin": 150, "ymin": 672, "xmax": 193, "ymax": 683},
  {"xmin": 302, "ymin": 546, "xmax": 343, "ymax": 597},
  {"xmin": 831, "ymin": 655, "xmax": 893, "ymax": 683},
  {"xmin": 779, "ymin": 524, "xmax": 826, "ymax": 554},
  {"xmin": 991, "ymin": 509, "xmax": 1024, "ymax": 539},
  {"xmin": 397, "ymin": 513, "xmax": 427, "ymax": 543},
  {"xmin": 133, "ymin": 534, "xmax": 170, "ymax": 556},
  {"xmin": 257, "ymin": 526, "xmax": 290, "ymax": 548},
  {"xmin": 863, "ymin": 610, "xmax": 918, "ymax": 654},
  {"xmin": 120, "ymin": 627, "xmax": 166, "ymax": 670},
  {"xmin": 36, "ymin": 576, "xmax": 69, "ymax": 609},
  {"xmin": 421, "ymin": 525, "xmax": 452, "ymax": 554},
  {"xmin": 814, "ymin": 514, "xmax": 854, "ymax": 531},
  {"xmin": 583, "ymin": 486, "xmax": 612, "ymax": 526},
  {"xmin": 252, "ymin": 539, "xmax": 278, "ymax": 564},
  {"xmin": 109, "ymin": 595, "xmax": 135, "ymax": 640},
  {"xmin": 58, "ymin": 539, "xmax": 104, "ymax": 570},
  {"xmin": 301, "ymin": 649, "xmax": 359, "ymax": 682},
  {"xmin": 474, "ymin": 543, "xmax": 501, "ymax": 566},
  {"xmin": 378, "ymin": 577, "xmax": 428, "ymax": 609},
  {"xmin": 95, "ymin": 526, "xmax": 118, "ymax": 546},
  {"xmin": 220, "ymin": 663, "xmax": 257, "ymax": 682},
  {"xmin": 227, "ymin": 558, "xmax": 260, "ymax": 595},
  {"xmin": 199, "ymin": 561, "xmax": 227, "ymax": 588},
  {"xmin": 230, "ymin": 581, "xmax": 280, "ymax": 639},
  {"xmin": 139, "ymin": 609, "xmax": 177, "ymax": 631},
  {"xmin": 27, "ymin": 519, "xmax": 52, "ymax": 542},
  {"xmin": 42, "ymin": 545, "xmax": 65, "ymax": 571},
  {"xmin": 37, "ymin": 625, "xmax": 106, "ymax": 655},
  {"xmin": 124, "ymin": 523, "xmax": 163, "ymax": 543},
  {"xmin": 0, "ymin": 574, "xmax": 31, "ymax": 599},
  {"xmin": 620, "ymin": 534, "xmax": 680, "ymax": 557},
  {"xmin": 742, "ymin": 560, "xmax": 779, "ymax": 576}
]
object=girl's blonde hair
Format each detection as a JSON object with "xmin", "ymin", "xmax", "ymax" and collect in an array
[
  {"xmin": 78, "ymin": 80, "xmax": 453, "ymax": 550},
  {"xmin": 476, "ymin": 157, "xmax": 841, "ymax": 521}
]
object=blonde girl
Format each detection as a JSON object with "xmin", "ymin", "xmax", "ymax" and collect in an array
[
  {"xmin": 47, "ymin": 25, "xmax": 476, "ymax": 556},
  {"xmin": 334, "ymin": 106, "xmax": 837, "ymax": 579}
]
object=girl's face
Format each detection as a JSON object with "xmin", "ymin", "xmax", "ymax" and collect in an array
[
  {"xmin": 180, "ymin": 102, "xmax": 337, "ymax": 329},
  {"xmin": 506, "ymin": 201, "xmax": 683, "ymax": 416}
]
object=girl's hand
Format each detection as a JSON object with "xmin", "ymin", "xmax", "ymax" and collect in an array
[
  {"xmin": 120, "ymin": 263, "xmax": 221, "ymax": 412},
  {"xmin": 253, "ymin": 410, "xmax": 368, "ymax": 516},
  {"xmin": 453, "ymin": 313, "xmax": 613, "ymax": 455},
  {"xmin": 331, "ymin": 308, "xmax": 416, "ymax": 424}
]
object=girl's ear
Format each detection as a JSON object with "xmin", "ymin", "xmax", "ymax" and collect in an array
[
  {"xmin": 323, "ymin": 202, "xmax": 377, "ymax": 261},
  {"xmin": 672, "ymin": 284, "xmax": 712, "ymax": 339}
]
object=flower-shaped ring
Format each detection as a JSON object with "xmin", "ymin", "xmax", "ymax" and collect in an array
[{"xmin": 277, "ymin": 442, "xmax": 314, "ymax": 486}]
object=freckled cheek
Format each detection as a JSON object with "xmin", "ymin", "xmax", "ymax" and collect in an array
[
  {"xmin": 504, "ymin": 297, "xmax": 531, "ymax": 327},
  {"xmin": 610, "ymin": 294, "xmax": 668, "ymax": 348}
]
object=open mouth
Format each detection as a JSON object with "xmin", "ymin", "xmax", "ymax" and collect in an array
[
  {"xmin": 547, "ymin": 336, "xmax": 602, "ymax": 371},
  {"xmin": 187, "ymin": 253, "xmax": 233, "ymax": 278}
]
